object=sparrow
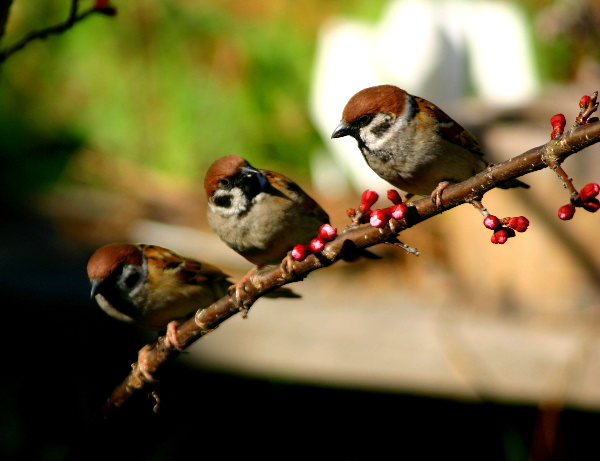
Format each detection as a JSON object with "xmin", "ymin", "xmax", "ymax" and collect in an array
[
  {"xmin": 205, "ymin": 155, "xmax": 330, "ymax": 267},
  {"xmin": 331, "ymin": 84, "xmax": 529, "ymax": 205},
  {"xmin": 87, "ymin": 243, "xmax": 298, "ymax": 347},
  {"xmin": 204, "ymin": 155, "xmax": 378, "ymax": 285}
]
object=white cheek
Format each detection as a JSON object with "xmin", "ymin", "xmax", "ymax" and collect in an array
[
  {"xmin": 209, "ymin": 187, "xmax": 251, "ymax": 217},
  {"xmin": 360, "ymin": 113, "xmax": 409, "ymax": 150}
]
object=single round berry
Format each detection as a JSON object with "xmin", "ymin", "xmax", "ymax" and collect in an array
[
  {"xmin": 291, "ymin": 244, "xmax": 312, "ymax": 261},
  {"xmin": 483, "ymin": 215, "xmax": 501, "ymax": 230},
  {"xmin": 580, "ymin": 183, "xmax": 600, "ymax": 202},
  {"xmin": 370, "ymin": 209, "xmax": 389, "ymax": 228},
  {"xmin": 359, "ymin": 190, "xmax": 379, "ymax": 213},
  {"xmin": 582, "ymin": 198, "xmax": 600, "ymax": 213},
  {"xmin": 387, "ymin": 189, "xmax": 403, "ymax": 205},
  {"xmin": 558, "ymin": 203, "xmax": 576, "ymax": 220},
  {"xmin": 318, "ymin": 223, "xmax": 337, "ymax": 241},
  {"xmin": 391, "ymin": 203, "xmax": 409, "ymax": 220},
  {"xmin": 309, "ymin": 238, "xmax": 326, "ymax": 253},
  {"xmin": 506, "ymin": 216, "xmax": 529, "ymax": 232}
]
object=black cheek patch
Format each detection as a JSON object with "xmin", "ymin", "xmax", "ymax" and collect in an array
[
  {"xmin": 371, "ymin": 119, "xmax": 392, "ymax": 137},
  {"xmin": 213, "ymin": 194, "xmax": 232, "ymax": 208}
]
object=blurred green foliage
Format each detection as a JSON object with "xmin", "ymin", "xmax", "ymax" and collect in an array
[
  {"xmin": 0, "ymin": 0, "xmax": 388, "ymax": 193},
  {"xmin": 0, "ymin": 0, "xmax": 596, "ymax": 197}
]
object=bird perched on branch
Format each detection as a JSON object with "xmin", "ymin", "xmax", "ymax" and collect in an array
[
  {"xmin": 87, "ymin": 243, "xmax": 297, "ymax": 347},
  {"xmin": 205, "ymin": 155, "xmax": 331, "ymax": 267},
  {"xmin": 332, "ymin": 84, "xmax": 529, "ymax": 205},
  {"xmin": 204, "ymin": 155, "xmax": 378, "ymax": 292}
]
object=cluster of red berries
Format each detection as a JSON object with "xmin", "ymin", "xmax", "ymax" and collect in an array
[
  {"xmin": 291, "ymin": 223, "xmax": 338, "ymax": 261},
  {"xmin": 347, "ymin": 189, "xmax": 409, "ymax": 228},
  {"xmin": 483, "ymin": 215, "xmax": 530, "ymax": 244},
  {"xmin": 558, "ymin": 183, "xmax": 600, "ymax": 220}
]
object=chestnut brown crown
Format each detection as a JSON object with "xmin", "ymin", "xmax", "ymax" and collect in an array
[
  {"xmin": 87, "ymin": 243, "xmax": 143, "ymax": 281},
  {"xmin": 204, "ymin": 155, "xmax": 250, "ymax": 199},
  {"xmin": 341, "ymin": 85, "xmax": 408, "ymax": 124}
]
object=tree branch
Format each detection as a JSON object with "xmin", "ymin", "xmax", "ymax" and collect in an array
[
  {"xmin": 103, "ymin": 114, "xmax": 600, "ymax": 418},
  {"xmin": 0, "ymin": 0, "xmax": 116, "ymax": 64}
]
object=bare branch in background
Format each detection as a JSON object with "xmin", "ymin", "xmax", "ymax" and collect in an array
[{"xmin": 0, "ymin": 0, "xmax": 116, "ymax": 64}]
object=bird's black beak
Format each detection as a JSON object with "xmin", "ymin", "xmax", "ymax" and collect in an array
[
  {"xmin": 331, "ymin": 121, "xmax": 354, "ymax": 139},
  {"xmin": 90, "ymin": 279, "xmax": 102, "ymax": 298},
  {"xmin": 240, "ymin": 165, "xmax": 261, "ymax": 177}
]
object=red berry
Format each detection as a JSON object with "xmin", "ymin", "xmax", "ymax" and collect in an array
[
  {"xmin": 550, "ymin": 113, "xmax": 566, "ymax": 130},
  {"xmin": 506, "ymin": 216, "xmax": 530, "ymax": 232},
  {"xmin": 483, "ymin": 215, "xmax": 501, "ymax": 230},
  {"xmin": 291, "ymin": 244, "xmax": 312, "ymax": 261},
  {"xmin": 318, "ymin": 223, "xmax": 337, "ymax": 241},
  {"xmin": 391, "ymin": 203, "xmax": 409, "ymax": 220},
  {"xmin": 359, "ymin": 190, "xmax": 379, "ymax": 213},
  {"xmin": 387, "ymin": 189, "xmax": 403, "ymax": 205},
  {"xmin": 309, "ymin": 237, "xmax": 326, "ymax": 253},
  {"xmin": 558, "ymin": 203, "xmax": 576, "ymax": 220},
  {"xmin": 580, "ymin": 95, "xmax": 591, "ymax": 109},
  {"xmin": 582, "ymin": 198, "xmax": 600, "ymax": 213},
  {"xmin": 370, "ymin": 209, "xmax": 389, "ymax": 228},
  {"xmin": 492, "ymin": 228, "xmax": 514, "ymax": 244},
  {"xmin": 580, "ymin": 183, "xmax": 600, "ymax": 201}
]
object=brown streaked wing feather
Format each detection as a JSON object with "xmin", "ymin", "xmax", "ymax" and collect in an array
[
  {"xmin": 180, "ymin": 261, "xmax": 231, "ymax": 287},
  {"xmin": 416, "ymin": 96, "xmax": 484, "ymax": 156},
  {"xmin": 140, "ymin": 244, "xmax": 230, "ymax": 286},
  {"xmin": 263, "ymin": 170, "xmax": 330, "ymax": 223}
]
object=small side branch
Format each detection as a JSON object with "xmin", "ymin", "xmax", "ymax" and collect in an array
[{"xmin": 0, "ymin": 0, "xmax": 116, "ymax": 64}]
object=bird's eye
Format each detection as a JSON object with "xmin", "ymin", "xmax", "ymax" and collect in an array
[
  {"xmin": 357, "ymin": 114, "xmax": 372, "ymax": 126},
  {"xmin": 219, "ymin": 178, "xmax": 230, "ymax": 187}
]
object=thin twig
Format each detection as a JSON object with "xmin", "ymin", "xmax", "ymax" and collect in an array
[{"xmin": 0, "ymin": 0, "xmax": 110, "ymax": 64}]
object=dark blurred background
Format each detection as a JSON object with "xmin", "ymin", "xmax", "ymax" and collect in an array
[{"xmin": 0, "ymin": 1, "xmax": 598, "ymax": 460}]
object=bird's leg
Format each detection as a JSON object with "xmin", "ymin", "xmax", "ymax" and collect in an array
[
  {"xmin": 430, "ymin": 181, "xmax": 451, "ymax": 208},
  {"xmin": 280, "ymin": 253, "xmax": 297, "ymax": 280},
  {"xmin": 229, "ymin": 266, "xmax": 259, "ymax": 317},
  {"xmin": 135, "ymin": 341, "xmax": 159, "ymax": 383},
  {"xmin": 164, "ymin": 319, "xmax": 185, "ymax": 351}
]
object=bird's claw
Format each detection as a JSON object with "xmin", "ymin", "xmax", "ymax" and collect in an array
[
  {"xmin": 135, "ymin": 343, "xmax": 159, "ymax": 383},
  {"xmin": 431, "ymin": 181, "xmax": 451, "ymax": 208},
  {"xmin": 164, "ymin": 320, "xmax": 185, "ymax": 351}
]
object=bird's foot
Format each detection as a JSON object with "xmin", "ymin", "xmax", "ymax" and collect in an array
[
  {"xmin": 430, "ymin": 181, "xmax": 451, "ymax": 208},
  {"xmin": 164, "ymin": 319, "xmax": 185, "ymax": 351},
  {"xmin": 229, "ymin": 267, "xmax": 259, "ymax": 318},
  {"xmin": 135, "ymin": 342, "xmax": 159, "ymax": 383}
]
